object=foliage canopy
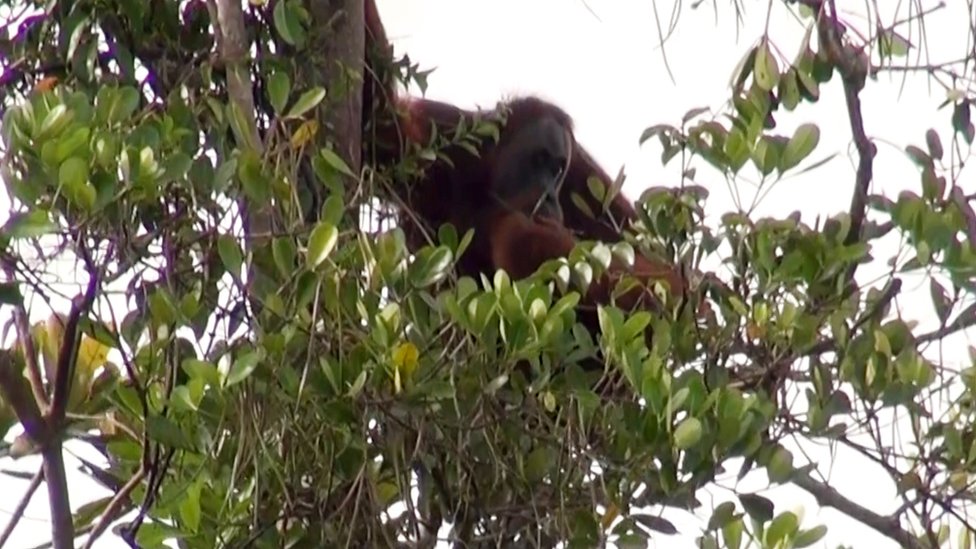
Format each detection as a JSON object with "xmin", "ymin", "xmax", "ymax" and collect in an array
[{"xmin": 0, "ymin": 1, "xmax": 974, "ymax": 548}]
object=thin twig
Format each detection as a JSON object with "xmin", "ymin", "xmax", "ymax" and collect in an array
[
  {"xmin": 0, "ymin": 258, "xmax": 50, "ymax": 407},
  {"xmin": 23, "ymin": 523, "xmax": 94, "ymax": 549},
  {"xmin": 81, "ymin": 466, "xmax": 145, "ymax": 549},
  {"xmin": 0, "ymin": 468, "xmax": 44, "ymax": 547},
  {"xmin": 916, "ymin": 309, "xmax": 976, "ymax": 345}
]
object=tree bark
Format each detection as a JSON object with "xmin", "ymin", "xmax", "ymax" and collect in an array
[{"xmin": 304, "ymin": 0, "xmax": 365, "ymax": 180}]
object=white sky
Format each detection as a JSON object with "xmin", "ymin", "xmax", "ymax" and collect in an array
[{"xmin": 1, "ymin": 0, "xmax": 974, "ymax": 547}]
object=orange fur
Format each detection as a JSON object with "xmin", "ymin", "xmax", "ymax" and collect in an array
[{"xmin": 363, "ymin": 0, "xmax": 688, "ymax": 314}]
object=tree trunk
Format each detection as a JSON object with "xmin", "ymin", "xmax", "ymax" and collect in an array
[{"xmin": 304, "ymin": 0, "xmax": 365, "ymax": 182}]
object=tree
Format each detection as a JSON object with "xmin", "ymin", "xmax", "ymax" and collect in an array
[{"xmin": 0, "ymin": 0, "xmax": 974, "ymax": 548}]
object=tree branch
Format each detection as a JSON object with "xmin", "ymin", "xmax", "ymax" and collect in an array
[
  {"xmin": 41, "ymin": 259, "xmax": 98, "ymax": 548},
  {"xmin": 41, "ymin": 442, "xmax": 75, "ymax": 549},
  {"xmin": 792, "ymin": 472, "xmax": 925, "ymax": 549},
  {"xmin": 0, "ymin": 350, "xmax": 49, "ymax": 442},
  {"xmin": 1, "ymin": 259, "xmax": 50, "ymax": 407},
  {"xmin": 212, "ymin": 0, "xmax": 262, "ymax": 154},
  {"xmin": 48, "ymin": 274, "xmax": 99, "ymax": 423},
  {"xmin": 82, "ymin": 465, "xmax": 144, "ymax": 549},
  {"xmin": 813, "ymin": 1, "xmax": 877, "ymax": 253},
  {"xmin": 304, "ymin": 0, "xmax": 365, "ymax": 175}
]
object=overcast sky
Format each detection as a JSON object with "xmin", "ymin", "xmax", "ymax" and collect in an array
[{"xmin": 2, "ymin": 1, "xmax": 974, "ymax": 547}]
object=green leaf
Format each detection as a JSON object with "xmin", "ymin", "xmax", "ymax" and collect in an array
[
  {"xmin": 905, "ymin": 145, "xmax": 933, "ymax": 169},
  {"xmin": 724, "ymin": 128, "xmax": 750, "ymax": 172},
  {"xmin": 106, "ymin": 439, "xmax": 141, "ymax": 462},
  {"xmin": 228, "ymin": 101, "xmax": 259, "ymax": 152},
  {"xmin": 952, "ymin": 102, "xmax": 973, "ymax": 144},
  {"xmin": 318, "ymin": 147, "xmax": 356, "ymax": 178},
  {"xmin": 569, "ymin": 191, "xmax": 595, "ymax": 220},
  {"xmin": 765, "ymin": 511, "xmax": 799, "ymax": 545},
  {"xmin": 738, "ymin": 493, "xmax": 774, "ymax": 522},
  {"xmin": 134, "ymin": 522, "xmax": 187, "ymax": 547},
  {"xmin": 273, "ymin": 237, "xmax": 297, "ymax": 278},
  {"xmin": 375, "ymin": 482, "xmax": 399, "ymax": 507},
  {"xmin": 148, "ymin": 289, "xmax": 179, "ymax": 326},
  {"xmin": 707, "ymin": 501, "xmax": 737, "ymax": 531},
  {"xmin": 0, "ymin": 282, "xmax": 23, "ymax": 307},
  {"xmin": 879, "ymin": 29, "xmax": 911, "ymax": 57},
  {"xmin": 457, "ymin": 228, "xmax": 475, "ymax": 260},
  {"xmin": 213, "ymin": 157, "xmax": 237, "ymax": 192},
  {"xmin": 217, "ymin": 235, "xmax": 244, "ymax": 277},
  {"xmin": 307, "ymin": 222, "xmax": 338, "ymax": 269},
  {"xmin": 681, "ymin": 106, "xmax": 710, "ymax": 124},
  {"xmin": 778, "ymin": 69, "xmax": 801, "ymax": 111},
  {"xmin": 111, "ymin": 87, "xmax": 141, "ymax": 125},
  {"xmin": 730, "ymin": 46, "xmax": 758, "ymax": 90},
  {"xmin": 410, "ymin": 246, "xmax": 454, "ymax": 288},
  {"xmin": 610, "ymin": 241, "xmax": 635, "ymax": 267},
  {"xmin": 348, "ymin": 370, "xmax": 367, "ymax": 397},
  {"xmin": 632, "ymin": 514, "xmax": 678, "ymax": 535},
  {"xmin": 161, "ymin": 152, "xmax": 192, "ymax": 183},
  {"xmin": 571, "ymin": 261, "xmax": 593, "ymax": 293},
  {"xmin": 181, "ymin": 359, "xmax": 221, "ymax": 387},
  {"xmin": 929, "ymin": 278, "xmax": 951, "ymax": 323},
  {"xmin": 2, "ymin": 210, "xmax": 55, "ymax": 239},
  {"xmin": 438, "ymin": 223, "xmax": 458, "ymax": 251},
  {"xmin": 225, "ymin": 351, "xmax": 261, "ymax": 388},
  {"xmin": 485, "ymin": 374, "xmax": 509, "ymax": 395},
  {"xmin": 321, "ymin": 194, "xmax": 345, "ymax": 226},
  {"xmin": 585, "ymin": 175, "xmax": 605, "ymax": 203},
  {"xmin": 92, "ymin": 132, "xmax": 119, "ymax": 170},
  {"xmin": 780, "ymin": 123, "xmax": 820, "ymax": 171},
  {"xmin": 146, "ymin": 415, "xmax": 196, "ymax": 451},
  {"xmin": 794, "ymin": 525, "xmax": 828, "ymax": 547},
  {"xmin": 267, "ymin": 72, "xmax": 291, "ymax": 116},
  {"xmin": 753, "ymin": 42, "xmax": 779, "ymax": 91},
  {"xmin": 59, "ymin": 156, "xmax": 95, "ymax": 210},
  {"xmin": 590, "ymin": 243, "xmax": 612, "ymax": 270},
  {"xmin": 286, "ymin": 87, "xmax": 326, "ymax": 119},
  {"xmin": 673, "ymin": 417, "xmax": 702, "ymax": 449},
  {"xmin": 53, "ymin": 126, "xmax": 91, "ymax": 165},
  {"xmin": 795, "ymin": 67, "xmax": 820, "ymax": 102},
  {"xmin": 170, "ymin": 386, "xmax": 198, "ymax": 412},
  {"xmin": 178, "ymin": 483, "xmax": 201, "ymax": 533},
  {"xmin": 750, "ymin": 136, "xmax": 778, "ymax": 176},
  {"xmin": 766, "ymin": 446, "xmax": 794, "ymax": 483},
  {"xmin": 525, "ymin": 447, "xmax": 550, "ymax": 482},
  {"xmin": 273, "ymin": 0, "xmax": 301, "ymax": 46},
  {"xmin": 37, "ymin": 104, "xmax": 73, "ymax": 141},
  {"xmin": 237, "ymin": 150, "xmax": 269, "ymax": 202},
  {"xmin": 65, "ymin": 15, "xmax": 91, "ymax": 63},
  {"xmin": 73, "ymin": 496, "xmax": 112, "ymax": 530},
  {"xmin": 621, "ymin": 312, "xmax": 651, "ymax": 342},
  {"xmin": 925, "ymin": 128, "xmax": 944, "ymax": 160},
  {"xmin": 722, "ymin": 518, "xmax": 744, "ymax": 549}
]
